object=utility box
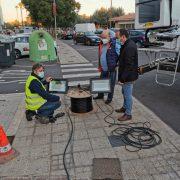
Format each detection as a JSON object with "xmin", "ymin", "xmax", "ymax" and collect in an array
[
  {"xmin": 29, "ymin": 30, "xmax": 57, "ymax": 62},
  {"xmin": 0, "ymin": 36, "xmax": 15, "ymax": 67}
]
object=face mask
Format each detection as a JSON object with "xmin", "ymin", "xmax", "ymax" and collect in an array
[
  {"xmin": 101, "ymin": 39, "xmax": 109, "ymax": 44},
  {"xmin": 38, "ymin": 71, "xmax": 44, "ymax": 79}
]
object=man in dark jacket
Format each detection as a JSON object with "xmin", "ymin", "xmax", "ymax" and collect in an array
[
  {"xmin": 25, "ymin": 63, "xmax": 64, "ymax": 124},
  {"xmin": 116, "ymin": 29, "xmax": 138, "ymax": 121}
]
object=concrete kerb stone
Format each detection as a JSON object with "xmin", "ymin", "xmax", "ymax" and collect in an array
[{"xmin": 7, "ymin": 94, "xmax": 25, "ymax": 136}]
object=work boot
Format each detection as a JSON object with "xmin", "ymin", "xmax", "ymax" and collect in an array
[
  {"xmin": 49, "ymin": 117, "xmax": 56, "ymax": 123},
  {"xmin": 117, "ymin": 114, "xmax": 132, "ymax": 121},
  {"xmin": 54, "ymin": 112, "xmax": 65, "ymax": 119},
  {"xmin": 115, "ymin": 107, "xmax": 126, "ymax": 113},
  {"xmin": 36, "ymin": 115, "xmax": 49, "ymax": 124},
  {"xmin": 25, "ymin": 110, "xmax": 36, "ymax": 121}
]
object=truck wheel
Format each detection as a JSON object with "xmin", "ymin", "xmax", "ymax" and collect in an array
[{"xmin": 15, "ymin": 49, "xmax": 21, "ymax": 59}]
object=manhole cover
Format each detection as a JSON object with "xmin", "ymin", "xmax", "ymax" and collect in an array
[{"xmin": 92, "ymin": 158, "xmax": 123, "ymax": 180}]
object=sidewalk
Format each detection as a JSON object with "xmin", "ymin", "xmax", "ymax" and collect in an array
[{"xmin": 0, "ymin": 42, "xmax": 180, "ymax": 179}]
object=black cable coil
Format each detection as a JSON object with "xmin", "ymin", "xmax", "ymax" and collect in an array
[{"xmin": 71, "ymin": 96, "xmax": 93, "ymax": 113}]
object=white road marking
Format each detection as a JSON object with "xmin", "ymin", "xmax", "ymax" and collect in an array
[
  {"xmin": 62, "ymin": 67, "xmax": 97, "ymax": 73},
  {"xmin": 61, "ymin": 63, "xmax": 93, "ymax": 68},
  {"xmin": 3, "ymin": 70, "xmax": 31, "ymax": 73},
  {"xmin": 0, "ymin": 77, "xmax": 27, "ymax": 79},
  {"xmin": 0, "ymin": 80, "xmax": 26, "ymax": 84},
  {"xmin": 63, "ymin": 72, "xmax": 100, "ymax": 79}
]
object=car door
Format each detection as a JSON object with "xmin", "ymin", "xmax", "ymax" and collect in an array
[{"xmin": 129, "ymin": 31, "xmax": 138, "ymax": 43}]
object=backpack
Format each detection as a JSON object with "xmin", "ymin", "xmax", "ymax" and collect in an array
[{"xmin": 106, "ymin": 38, "xmax": 119, "ymax": 72}]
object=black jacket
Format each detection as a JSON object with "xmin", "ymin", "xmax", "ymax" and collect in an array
[
  {"xmin": 29, "ymin": 73, "xmax": 60, "ymax": 102},
  {"xmin": 118, "ymin": 39, "xmax": 138, "ymax": 83}
]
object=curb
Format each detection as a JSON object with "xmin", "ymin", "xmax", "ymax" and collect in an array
[{"xmin": 7, "ymin": 95, "xmax": 25, "ymax": 136}]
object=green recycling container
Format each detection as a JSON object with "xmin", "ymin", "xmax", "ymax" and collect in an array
[{"xmin": 29, "ymin": 30, "xmax": 57, "ymax": 62}]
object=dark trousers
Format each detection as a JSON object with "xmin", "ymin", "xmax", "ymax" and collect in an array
[
  {"xmin": 37, "ymin": 101, "xmax": 61, "ymax": 118},
  {"xmin": 98, "ymin": 70, "xmax": 117, "ymax": 101}
]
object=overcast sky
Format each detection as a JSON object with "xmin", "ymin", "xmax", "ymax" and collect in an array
[{"xmin": 1, "ymin": 0, "xmax": 135, "ymax": 22}]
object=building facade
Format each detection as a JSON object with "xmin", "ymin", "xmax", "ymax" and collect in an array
[{"xmin": 109, "ymin": 13, "xmax": 135, "ymax": 29}]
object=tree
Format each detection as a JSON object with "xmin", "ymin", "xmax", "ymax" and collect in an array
[
  {"xmin": 21, "ymin": 0, "xmax": 80, "ymax": 28},
  {"xmin": 76, "ymin": 14, "xmax": 91, "ymax": 24},
  {"xmin": 91, "ymin": 6, "xmax": 124, "ymax": 26}
]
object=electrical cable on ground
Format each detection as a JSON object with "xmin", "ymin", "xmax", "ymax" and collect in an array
[
  {"xmin": 94, "ymin": 97, "xmax": 162, "ymax": 152},
  {"xmin": 62, "ymin": 97, "xmax": 74, "ymax": 180},
  {"xmin": 81, "ymin": 87, "xmax": 162, "ymax": 152}
]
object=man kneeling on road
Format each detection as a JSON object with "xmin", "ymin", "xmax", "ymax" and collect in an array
[{"xmin": 25, "ymin": 63, "xmax": 65, "ymax": 124}]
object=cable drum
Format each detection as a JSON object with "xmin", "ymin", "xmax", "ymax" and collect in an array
[{"xmin": 68, "ymin": 88, "xmax": 93, "ymax": 113}]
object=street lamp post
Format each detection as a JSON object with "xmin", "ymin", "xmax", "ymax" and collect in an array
[
  {"xmin": 53, "ymin": 0, "xmax": 57, "ymax": 41},
  {"xmin": 18, "ymin": 3, "xmax": 24, "ymax": 27},
  {"xmin": 15, "ymin": 6, "xmax": 19, "ymax": 23}
]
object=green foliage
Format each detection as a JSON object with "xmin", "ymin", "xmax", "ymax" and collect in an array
[
  {"xmin": 91, "ymin": 6, "xmax": 124, "ymax": 26},
  {"xmin": 76, "ymin": 14, "xmax": 91, "ymax": 23},
  {"xmin": 21, "ymin": 0, "xmax": 80, "ymax": 27}
]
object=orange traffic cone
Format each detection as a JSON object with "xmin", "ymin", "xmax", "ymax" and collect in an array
[{"xmin": 0, "ymin": 125, "xmax": 19, "ymax": 164}]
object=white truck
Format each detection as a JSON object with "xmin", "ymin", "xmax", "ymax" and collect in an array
[
  {"xmin": 74, "ymin": 23, "xmax": 96, "ymax": 32},
  {"xmin": 135, "ymin": 0, "xmax": 180, "ymax": 86}
]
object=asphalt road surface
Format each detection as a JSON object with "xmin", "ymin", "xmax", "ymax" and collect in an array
[{"xmin": 63, "ymin": 40, "xmax": 180, "ymax": 134}]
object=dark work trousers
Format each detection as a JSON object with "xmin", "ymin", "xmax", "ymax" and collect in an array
[
  {"xmin": 98, "ymin": 70, "xmax": 117, "ymax": 101},
  {"xmin": 37, "ymin": 101, "xmax": 61, "ymax": 118}
]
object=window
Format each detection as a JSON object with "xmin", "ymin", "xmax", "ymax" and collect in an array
[
  {"xmin": 138, "ymin": 0, "xmax": 160, "ymax": 23},
  {"xmin": 15, "ymin": 36, "xmax": 29, "ymax": 43}
]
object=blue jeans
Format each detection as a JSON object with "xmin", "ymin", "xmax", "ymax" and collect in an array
[
  {"xmin": 122, "ymin": 83, "xmax": 133, "ymax": 116},
  {"xmin": 37, "ymin": 101, "xmax": 61, "ymax": 117},
  {"xmin": 99, "ymin": 71, "xmax": 117, "ymax": 100}
]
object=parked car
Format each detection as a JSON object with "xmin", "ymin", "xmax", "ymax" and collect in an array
[
  {"xmin": 12, "ymin": 33, "xmax": 30, "ymax": 59},
  {"xmin": 61, "ymin": 30, "xmax": 73, "ymax": 40},
  {"xmin": 128, "ymin": 30, "xmax": 146, "ymax": 47},
  {"xmin": 94, "ymin": 29, "xmax": 103, "ymax": 36},
  {"xmin": 74, "ymin": 31, "xmax": 101, "ymax": 46},
  {"xmin": 13, "ymin": 33, "xmax": 58, "ymax": 59}
]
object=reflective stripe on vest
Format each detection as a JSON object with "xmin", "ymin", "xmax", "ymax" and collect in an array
[{"xmin": 25, "ymin": 75, "xmax": 47, "ymax": 111}]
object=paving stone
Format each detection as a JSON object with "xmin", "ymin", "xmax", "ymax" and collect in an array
[
  {"xmin": 73, "ymin": 151, "xmax": 94, "ymax": 167},
  {"xmin": 73, "ymin": 139, "xmax": 92, "ymax": 152},
  {"xmin": 32, "ymin": 134, "xmax": 51, "ymax": 146},
  {"xmin": 73, "ymin": 129, "xmax": 89, "ymax": 140},
  {"xmin": 114, "ymin": 147, "xmax": 140, "ymax": 161},
  {"xmin": 87, "ymin": 128, "xmax": 106, "ymax": 138},
  {"xmin": 51, "ymin": 142, "xmax": 67, "ymax": 155},
  {"xmin": 153, "ymin": 172, "xmax": 180, "ymax": 180},
  {"xmin": 34, "ymin": 125, "xmax": 51, "ymax": 136},
  {"xmin": 93, "ymin": 148, "xmax": 117, "ymax": 158},
  {"xmin": 12, "ymin": 136, "xmax": 33, "ymax": 148},
  {"xmin": 29, "ymin": 144, "xmax": 50, "ymax": 160},
  {"xmin": 16, "ymin": 127, "xmax": 34, "ymax": 137},
  {"xmin": 27, "ymin": 158, "xmax": 50, "ymax": 176},
  {"xmin": 52, "ymin": 132, "xmax": 69, "ymax": 143},
  {"xmin": 52, "ymin": 123, "xmax": 68, "ymax": 133},
  {"xmin": 90, "ymin": 137, "xmax": 112, "ymax": 150}
]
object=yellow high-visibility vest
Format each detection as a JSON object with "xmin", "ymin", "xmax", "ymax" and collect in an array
[{"xmin": 25, "ymin": 75, "xmax": 46, "ymax": 111}]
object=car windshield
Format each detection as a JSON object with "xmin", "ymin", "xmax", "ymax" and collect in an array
[{"xmin": 85, "ymin": 32, "xmax": 95, "ymax": 36}]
